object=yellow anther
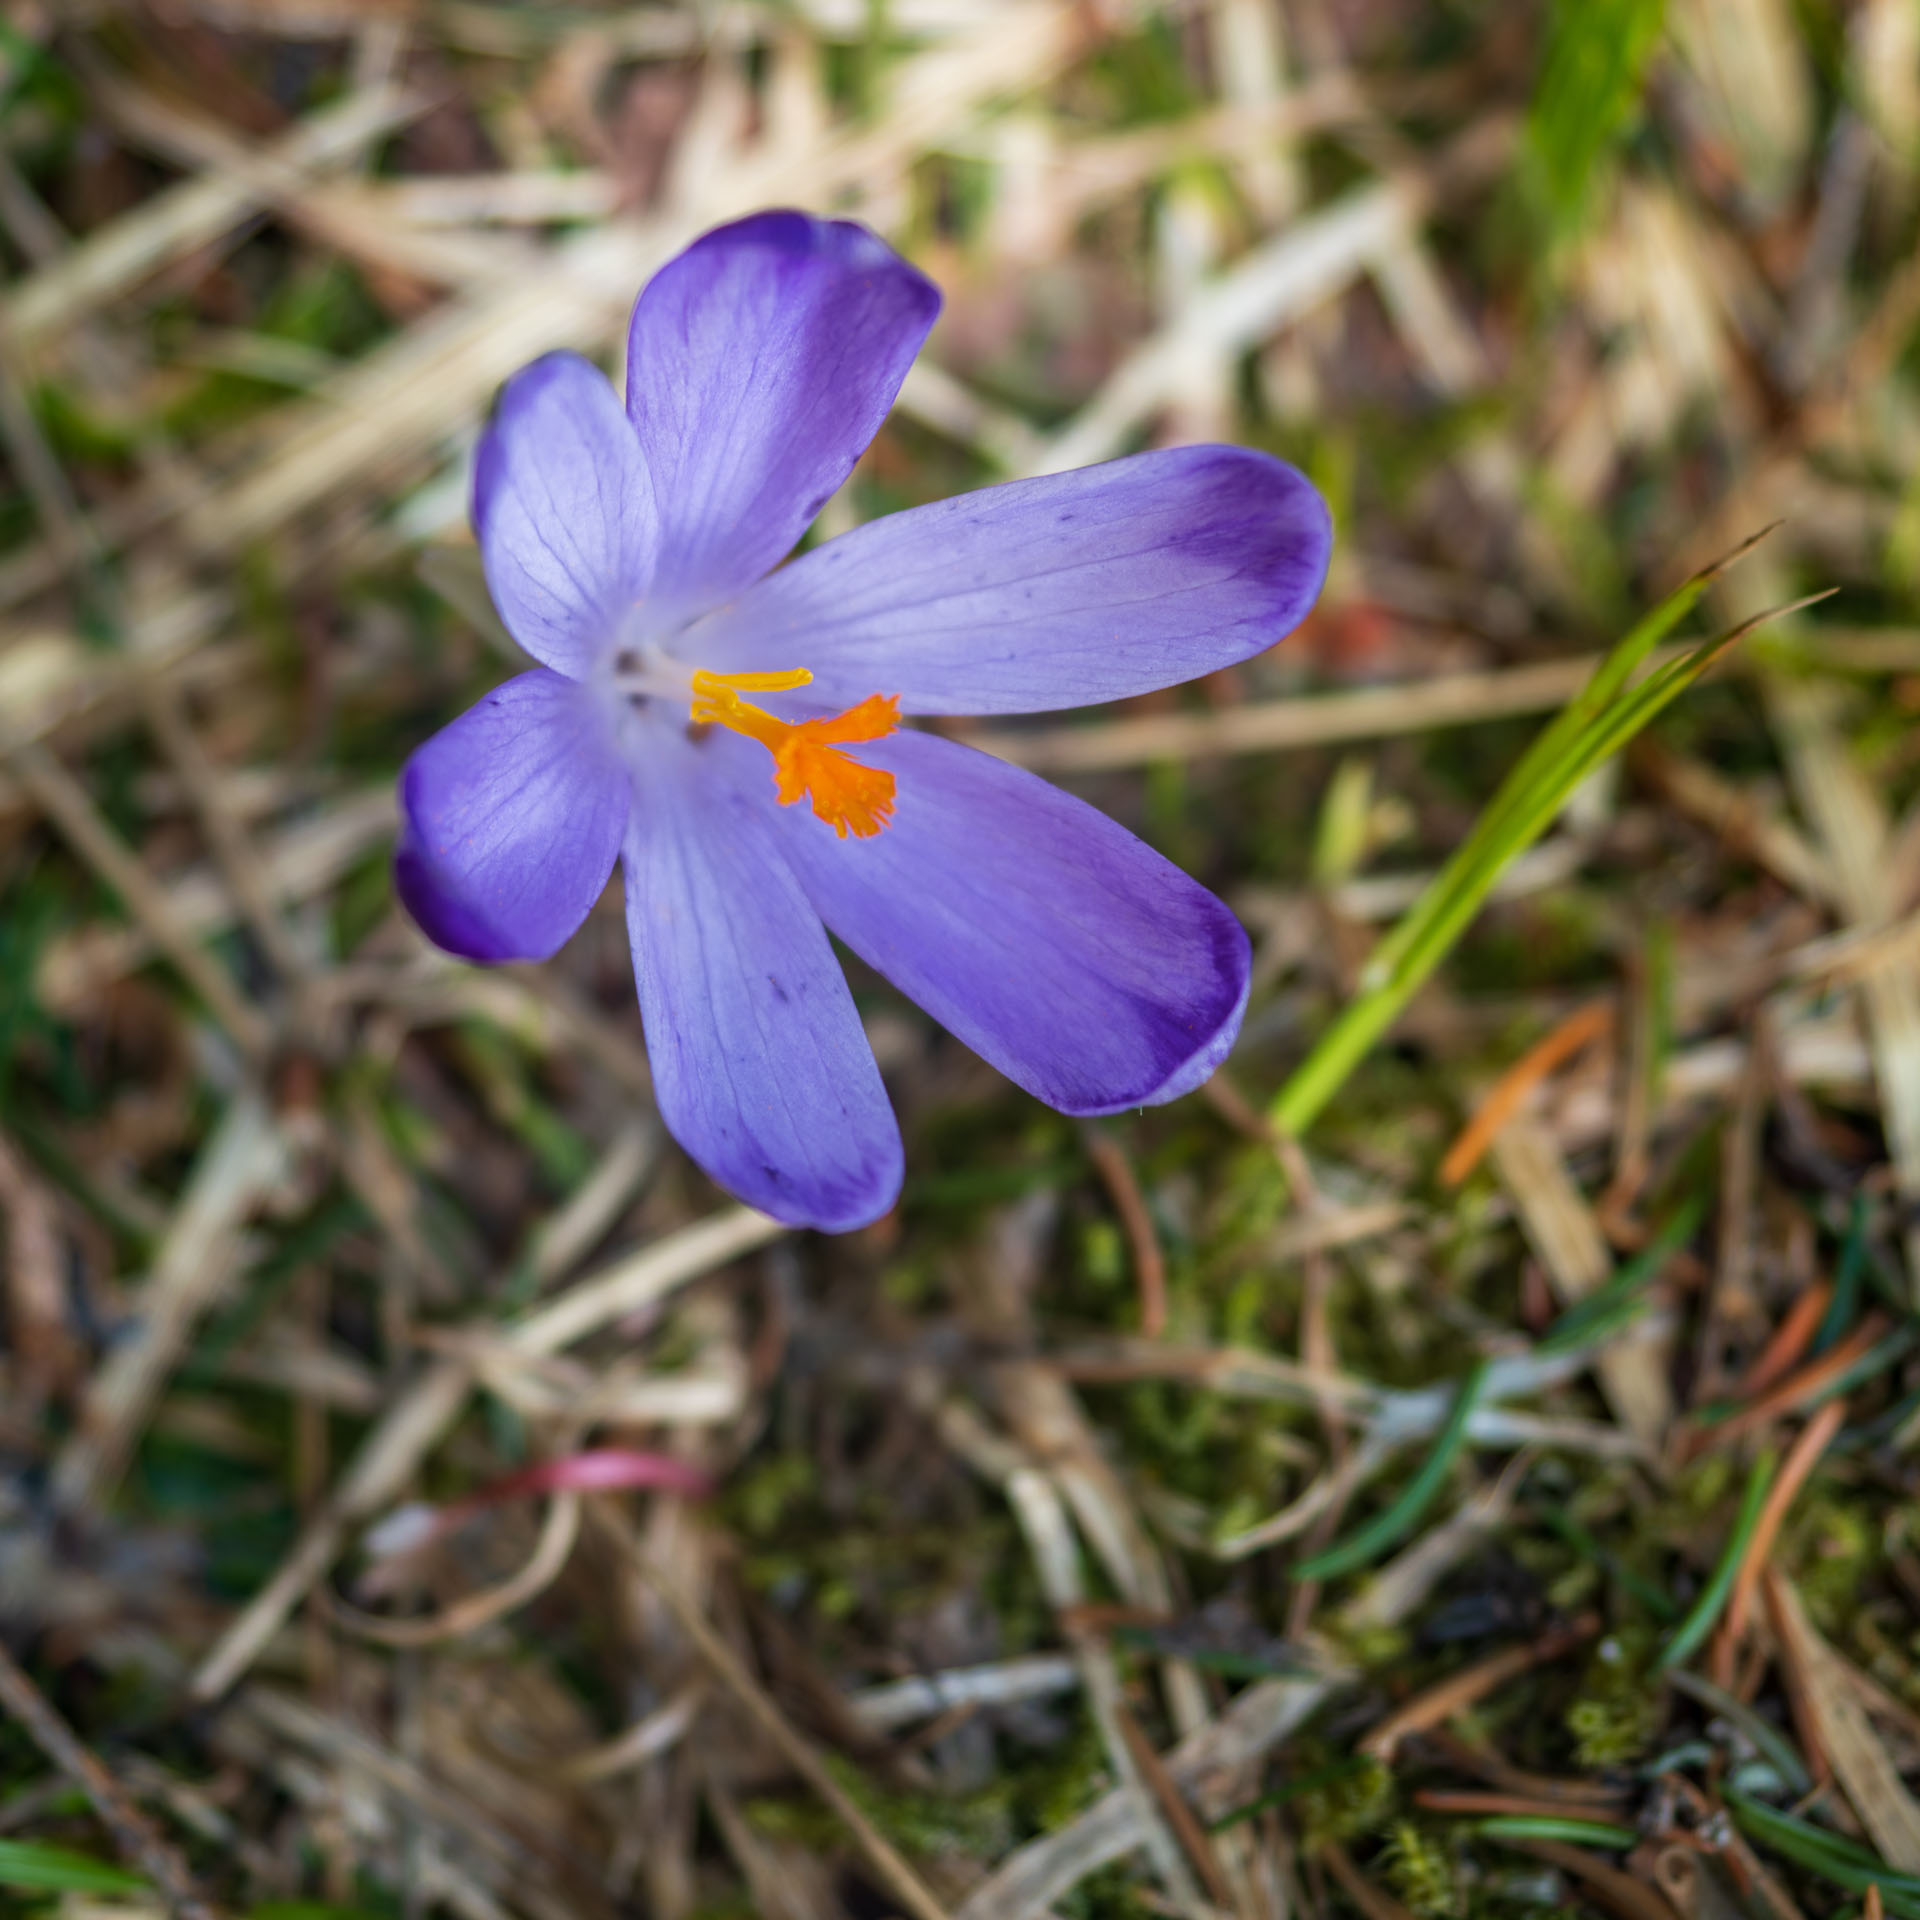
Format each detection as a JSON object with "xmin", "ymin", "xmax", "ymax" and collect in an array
[{"xmin": 700, "ymin": 667, "xmax": 814, "ymax": 694}]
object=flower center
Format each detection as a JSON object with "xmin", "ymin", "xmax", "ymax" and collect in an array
[{"xmin": 689, "ymin": 668, "xmax": 900, "ymax": 840}]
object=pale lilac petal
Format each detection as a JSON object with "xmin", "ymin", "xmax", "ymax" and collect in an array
[
  {"xmin": 685, "ymin": 446, "xmax": 1330, "ymax": 713},
  {"xmin": 624, "ymin": 211, "xmax": 939, "ymax": 614},
  {"xmin": 623, "ymin": 721, "xmax": 902, "ymax": 1231},
  {"xmin": 396, "ymin": 669, "xmax": 629, "ymax": 962},
  {"xmin": 473, "ymin": 353, "xmax": 658, "ymax": 677},
  {"xmin": 769, "ymin": 728, "xmax": 1251, "ymax": 1113}
]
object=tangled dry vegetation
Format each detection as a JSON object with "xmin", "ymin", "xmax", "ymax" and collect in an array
[{"xmin": 4, "ymin": 1, "xmax": 1920, "ymax": 1918}]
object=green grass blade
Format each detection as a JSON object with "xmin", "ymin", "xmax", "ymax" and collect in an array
[
  {"xmin": 1293, "ymin": 1359, "xmax": 1492, "ymax": 1583},
  {"xmin": 1539, "ymin": 1198, "xmax": 1705, "ymax": 1354},
  {"xmin": 1663, "ymin": 1670, "xmax": 1812, "ymax": 1795},
  {"xmin": 1659, "ymin": 1451, "xmax": 1776, "ymax": 1670},
  {"xmin": 1529, "ymin": 0, "xmax": 1667, "ymax": 235},
  {"xmin": 0, "ymin": 1841, "xmax": 148, "ymax": 1895},
  {"xmin": 1727, "ymin": 1791, "xmax": 1920, "ymax": 1911},
  {"xmin": 1479, "ymin": 1816, "xmax": 1640, "ymax": 1849}
]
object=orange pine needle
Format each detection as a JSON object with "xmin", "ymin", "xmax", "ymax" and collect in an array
[
  {"xmin": 1710, "ymin": 1398, "xmax": 1847, "ymax": 1686},
  {"xmin": 1731, "ymin": 1282, "xmax": 1833, "ymax": 1401},
  {"xmin": 1440, "ymin": 1001, "xmax": 1614, "ymax": 1186},
  {"xmin": 1711, "ymin": 1316, "xmax": 1886, "ymax": 1445}
]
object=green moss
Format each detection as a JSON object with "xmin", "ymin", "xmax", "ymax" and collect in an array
[
  {"xmin": 1080, "ymin": 1216, "xmax": 1126, "ymax": 1288},
  {"xmin": 1790, "ymin": 1498, "xmax": 1882, "ymax": 1645},
  {"xmin": 1565, "ymin": 1628, "xmax": 1661, "ymax": 1768},
  {"xmin": 1328, "ymin": 1621, "xmax": 1414, "ymax": 1672},
  {"xmin": 1029, "ymin": 1722, "xmax": 1114, "ymax": 1834},
  {"xmin": 1296, "ymin": 1755, "xmax": 1395, "ymax": 1848},
  {"xmin": 1055, "ymin": 1863, "xmax": 1160, "ymax": 1919},
  {"xmin": 746, "ymin": 1765, "xmax": 1010, "ymax": 1860},
  {"xmin": 1381, "ymin": 1819, "xmax": 1464, "ymax": 1920},
  {"xmin": 725, "ymin": 1453, "xmax": 817, "ymax": 1539}
]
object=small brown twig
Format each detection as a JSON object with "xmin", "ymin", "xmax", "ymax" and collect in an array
[
  {"xmin": 1083, "ymin": 1126, "xmax": 1168, "ymax": 1339},
  {"xmin": 1414, "ymin": 1789, "xmax": 1623, "ymax": 1820},
  {"xmin": 595, "ymin": 1501, "xmax": 956, "ymax": 1920},
  {"xmin": 321, "ymin": 1492, "xmax": 584, "ymax": 1648},
  {"xmin": 1111, "ymin": 1702, "xmax": 1236, "ymax": 1911},
  {"xmin": 1501, "ymin": 1837, "xmax": 1679, "ymax": 1920},
  {"xmin": 1361, "ymin": 1614, "xmax": 1600, "ymax": 1762},
  {"xmin": 1416, "ymin": 1728, "xmax": 1626, "ymax": 1805},
  {"xmin": 0, "ymin": 1638, "xmax": 221, "ymax": 1920},
  {"xmin": 1199, "ymin": 1069, "xmax": 1275, "ymax": 1141}
]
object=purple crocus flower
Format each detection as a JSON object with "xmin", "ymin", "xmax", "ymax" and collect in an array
[{"xmin": 395, "ymin": 211, "xmax": 1330, "ymax": 1232}]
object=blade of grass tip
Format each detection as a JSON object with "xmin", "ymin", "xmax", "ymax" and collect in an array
[
  {"xmin": 1357, "ymin": 528, "xmax": 1778, "ymax": 992},
  {"xmin": 1272, "ymin": 591, "xmax": 1823, "ymax": 1140},
  {"xmin": 1538, "ymin": 601, "xmax": 1821, "ymax": 796},
  {"xmin": 1479, "ymin": 1817, "xmax": 1641, "ymax": 1849},
  {"xmin": 1574, "ymin": 522, "xmax": 1782, "ymax": 707},
  {"xmin": 1816, "ymin": 1194, "xmax": 1871, "ymax": 1355},
  {"xmin": 1480, "ymin": 610, "xmax": 1782, "ymax": 879},
  {"xmin": 1293, "ymin": 1358, "xmax": 1493, "ymax": 1583},
  {"xmin": 1664, "ymin": 1668, "xmax": 1815, "ymax": 1797},
  {"xmin": 1382, "ymin": 603, "xmax": 1722, "ymax": 1009},
  {"xmin": 1491, "ymin": 585, "xmax": 1830, "ymax": 863},
  {"xmin": 1359, "ymin": 616, "xmax": 1761, "ymax": 1018},
  {"xmin": 1660, "ymin": 1450, "xmax": 1778, "ymax": 1670}
]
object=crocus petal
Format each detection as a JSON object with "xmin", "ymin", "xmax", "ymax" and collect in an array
[
  {"xmin": 396, "ymin": 669, "xmax": 630, "ymax": 962},
  {"xmin": 622, "ymin": 720, "xmax": 903, "ymax": 1231},
  {"xmin": 624, "ymin": 211, "xmax": 939, "ymax": 614},
  {"xmin": 769, "ymin": 728, "xmax": 1251, "ymax": 1113},
  {"xmin": 473, "ymin": 352, "xmax": 658, "ymax": 677},
  {"xmin": 685, "ymin": 445, "xmax": 1330, "ymax": 713}
]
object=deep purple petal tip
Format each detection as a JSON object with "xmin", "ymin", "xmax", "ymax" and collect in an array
[
  {"xmin": 769, "ymin": 728, "xmax": 1252, "ymax": 1116},
  {"xmin": 687, "ymin": 443, "xmax": 1332, "ymax": 714}
]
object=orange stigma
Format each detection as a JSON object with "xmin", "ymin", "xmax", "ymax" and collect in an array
[{"xmin": 689, "ymin": 668, "xmax": 900, "ymax": 839}]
